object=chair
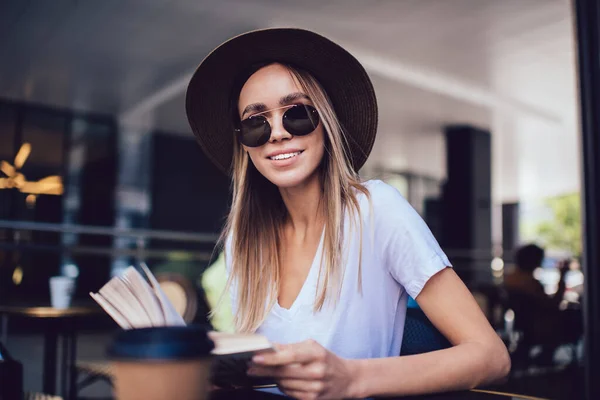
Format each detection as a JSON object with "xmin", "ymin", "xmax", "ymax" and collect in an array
[
  {"xmin": 503, "ymin": 288, "xmax": 583, "ymax": 369},
  {"xmin": 156, "ymin": 272, "xmax": 199, "ymax": 323},
  {"xmin": 400, "ymin": 306, "xmax": 451, "ymax": 356},
  {"xmin": 75, "ymin": 272, "xmax": 200, "ymax": 396}
]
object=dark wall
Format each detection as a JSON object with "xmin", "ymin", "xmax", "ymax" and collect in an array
[{"xmin": 150, "ymin": 133, "xmax": 230, "ymax": 251}]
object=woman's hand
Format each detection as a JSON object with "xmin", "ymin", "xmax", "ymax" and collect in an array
[{"xmin": 247, "ymin": 339, "xmax": 361, "ymax": 400}]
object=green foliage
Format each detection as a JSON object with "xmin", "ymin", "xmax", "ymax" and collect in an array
[{"xmin": 534, "ymin": 193, "xmax": 582, "ymax": 257}]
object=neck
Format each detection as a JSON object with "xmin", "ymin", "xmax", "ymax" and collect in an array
[{"xmin": 279, "ymin": 173, "xmax": 324, "ymax": 236}]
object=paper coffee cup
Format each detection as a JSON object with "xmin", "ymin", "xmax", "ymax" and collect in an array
[
  {"xmin": 107, "ymin": 325, "xmax": 215, "ymax": 400},
  {"xmin": 49, "ymin": 276, "xmax": 75, "ymax": 309}
]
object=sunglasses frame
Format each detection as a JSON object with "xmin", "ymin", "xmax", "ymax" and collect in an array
[{"xmin": 234, "ymin": 104, "xmax": 320, "ymax": 147}]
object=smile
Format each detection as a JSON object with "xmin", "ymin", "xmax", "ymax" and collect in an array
[{"xmin": 268, "ymin": 151, "xmax": 303, "ymax": 160}]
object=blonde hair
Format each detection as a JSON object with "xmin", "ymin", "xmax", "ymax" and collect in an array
[{"xmin": 218, "ymin": 63, "xmax": 369, "ymax": 333}]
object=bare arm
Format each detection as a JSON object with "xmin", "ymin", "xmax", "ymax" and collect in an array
[
  {"xmin": 352, "ymin": 267, "xmax": 511, "ymax": 397},
  {"xmin": 249, "ymin": 268, "xmax": 511, "ymax": 399}
]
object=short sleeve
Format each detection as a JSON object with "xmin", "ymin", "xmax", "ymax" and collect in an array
[{"xmin": 370, "ymin": 181, "xmax": 452, "ymax": 299}]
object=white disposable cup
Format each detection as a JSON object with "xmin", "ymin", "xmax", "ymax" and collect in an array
[{"xmin": 49, "ymin": 276, "xmax": 75, "ymax": 309}]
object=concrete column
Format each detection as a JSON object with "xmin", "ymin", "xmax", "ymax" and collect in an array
[{"xmin": 111, "ymin": 120, "xmax": 152, "ymax": 276}]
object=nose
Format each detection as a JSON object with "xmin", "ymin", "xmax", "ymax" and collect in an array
[{"xmin": 268, "ymin": 113, "xmax": 292, "ymax": 143}]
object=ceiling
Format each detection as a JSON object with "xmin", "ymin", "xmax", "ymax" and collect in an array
[{"xmin": 0, "ymin": 0, "xmax": 581, "ymax": 203}]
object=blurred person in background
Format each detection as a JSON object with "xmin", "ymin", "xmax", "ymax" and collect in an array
[
  {"xmin": 186, "ymin": 28, "xmax": 510, "ymax": 399},
  {"xmin": 504, "ymin": 244, "xmax": 578, "ymax": 367},
  {"xmin": 505, "ymin": 244, "xmax": 567, "ymax": 307}
]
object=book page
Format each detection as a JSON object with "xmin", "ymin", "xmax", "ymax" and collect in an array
[
  {"xmin": 109, "ymin": 278, "xmax": 154, "ymax": 328},
  {"xmin": 208, "ymin": 332, "xmax": 273, "ymax": 355},
  {"xmin": 90, "ymin": 262, "xmax": 186, "ymax": 329},
  {"xmin": 122, "ymin": 266, "xmax": 165, "ymax": 326},
  {"xmin": 98, "ymin": 282, "xmax": 138, "ymax": 327},
  {"xmin": 139, "ymin": 262, "xmax": 186, "ymax": 326},
  {"xmin": 90, "ymin": 292, "xmax": 132, "ymax": 329}
]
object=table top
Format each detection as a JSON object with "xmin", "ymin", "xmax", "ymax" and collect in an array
[
  {"xmin": 0, "ymin": 304, "xmax": 102, "ymax": 318},
  {"xmin": 208, "ymin": 388, "xmax": 546, "ymax": 400}
]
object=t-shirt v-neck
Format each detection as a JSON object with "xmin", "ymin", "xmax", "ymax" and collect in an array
[
  {"xmin": 272, "ymin": 229, "xmax": 325, "ymax": 320},
  {"xmin": 225, "ymin": 180, "xmax": 452, "ymax": 360}
]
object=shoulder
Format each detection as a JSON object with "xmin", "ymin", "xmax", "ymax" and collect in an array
[
  {"xmin": 361, "ymin": 179, "xmax": 407, "ymax": 208},
  {"xmin": 357, "ymin": 179, "xmax": 415, "ymax": 228}
]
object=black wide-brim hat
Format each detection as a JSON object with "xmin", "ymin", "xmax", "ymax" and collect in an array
[{"xmin": 185, "ymin": 28, "xmax": 378, "ymax": 175}]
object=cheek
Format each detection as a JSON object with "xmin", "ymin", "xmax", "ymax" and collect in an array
[
  {"xmin": 246, "ymin": 147, "xmax": 263, "ymax": 166},
  {"xmin": 310, "ymin": 128, "xmax": 326, "ymax": 163}
]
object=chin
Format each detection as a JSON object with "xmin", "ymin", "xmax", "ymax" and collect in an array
[
  {"xmin": 265, "ymin": 171, "xmax": 313, "ymax": 188},
  {"xmin": 256, "ymin": 165, "xmax": 317, "ymax": 189}
]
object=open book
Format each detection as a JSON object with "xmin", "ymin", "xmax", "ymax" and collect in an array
[{"xmin": 90, "ymin": 264, "xmax": 276, "ymax": 388}]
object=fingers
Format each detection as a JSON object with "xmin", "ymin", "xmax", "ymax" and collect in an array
[
  {"xmin": 278, "ymin": 378, "xmax": 325, "ymax": 393},
  {"xmin": 248, "ymin": 362, "xmax": 326, "ymax": 380},
  {"xmin": 248, "ymin": 339, "xmax": 332, "ymax": 400},
  {"xmin": 276, "ymin": 379, "xmax": 325, "ymax": 400},
  {"xmin": 253, "ymin": 340, "xmax": 327, "ymax": 366}
]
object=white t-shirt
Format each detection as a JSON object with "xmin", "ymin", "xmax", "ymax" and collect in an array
[{"xmin": 226, "ymin": 179, "xmax": 451, "ymax": 359}]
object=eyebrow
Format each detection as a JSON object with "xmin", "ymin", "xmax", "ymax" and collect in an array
[{"xmin": 241, "ymin": 92, "xmax": 310, "ymax": 118}]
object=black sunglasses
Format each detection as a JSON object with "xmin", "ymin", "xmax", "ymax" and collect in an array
[{"xmin": 235, "ymin": 104, "xmax": 320, "ymax": 147}]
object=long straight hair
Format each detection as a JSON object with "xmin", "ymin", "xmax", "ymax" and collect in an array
[{"xmin": 219, "ymin": 63, "xmax": 369, "ymax": 333}]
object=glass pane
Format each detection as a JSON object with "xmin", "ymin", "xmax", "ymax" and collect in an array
[
  {"xmin": 4, "ymin": 108, "xmax": 67, "ymax": 302},
  {"xmin": 66, "ymin": 117, "xmax": 116, "ymax": 299}
]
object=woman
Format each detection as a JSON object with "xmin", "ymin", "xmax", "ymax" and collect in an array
[{"xmin": 186, "ymin": 28, "xmax": 510, "ymax": 399}]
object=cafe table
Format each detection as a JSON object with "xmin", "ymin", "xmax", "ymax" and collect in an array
[
  {"xmin": 208, "ymin": 387, "xmax": 546, "ymax": 400},
  {"xmin": 0, "ymin": 304, "xmax": 103, "ymax": 400}
]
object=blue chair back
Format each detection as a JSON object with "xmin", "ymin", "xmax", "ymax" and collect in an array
[{"xmin": 400, "ymin": 306, "xmax": 451, "ymax": 356}]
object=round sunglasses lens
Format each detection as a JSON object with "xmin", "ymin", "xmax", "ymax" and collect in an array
[
  {"xmin": 240, "ymin": 116, "xmax": 271, "ymax": 147},
  {"xmin": 283, "ymin": 105, "xmax": 319, "ymax": 136}
]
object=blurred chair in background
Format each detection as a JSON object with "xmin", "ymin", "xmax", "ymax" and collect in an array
[
  {"xmin": 152, "ymin": 255, "xmax": 213, "ymax": 325},
  {"xmin": 400, "ymin": 306, "xmax": 451, "ymax": 356},
  {"xmin": 156, "ymin": 272, "xmax": 199, "ymax": 323}
]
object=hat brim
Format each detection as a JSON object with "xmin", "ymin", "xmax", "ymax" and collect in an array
[{"xmin": 185, "ymin": 28, "xmax": 378, "ymax": 175}]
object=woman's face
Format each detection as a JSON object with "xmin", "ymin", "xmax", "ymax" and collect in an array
[{"xmin": 237, "ymin": 63, "xmax": 325, "ymax": 189}]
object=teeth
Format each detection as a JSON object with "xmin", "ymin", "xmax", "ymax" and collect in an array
[{"xmin": 270, "ymin": 151, "xmax": 301, "ymax": 160}]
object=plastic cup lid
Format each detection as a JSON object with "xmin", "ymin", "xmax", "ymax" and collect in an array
[{"xmin": 107, "ymin": 324, "xmax": 215, "ymax": 361}]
